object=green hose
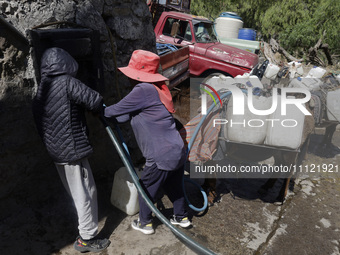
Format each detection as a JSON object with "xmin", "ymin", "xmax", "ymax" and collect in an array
[{"xmin": 101, "ymin": 117, "xmax": 216, "ymax": 255}]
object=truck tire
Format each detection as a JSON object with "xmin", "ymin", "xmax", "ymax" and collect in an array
[{"xmin": 201, "ymin": 70, "xmax": 232, "ymax": 78}]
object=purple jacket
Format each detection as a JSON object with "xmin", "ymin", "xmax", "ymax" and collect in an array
[{"xmin": 105, "ymin": 83, "xmax": 185, "ymax": 171}]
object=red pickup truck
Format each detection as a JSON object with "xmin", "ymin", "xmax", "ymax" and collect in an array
[{"xmin": 154, "ymin": 11, "xmax": 259, "ymax": 78}]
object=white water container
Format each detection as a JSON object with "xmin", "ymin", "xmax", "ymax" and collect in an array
[
  {"xmin": 264, "ymin": 63, "xmax": 280, "ymax": 80},
  {"xmin": 215, "ymin": 13, "xmax": 243, "ymax": 39},
  {"xmin": 300, "ymin": 77, "xmax": 322, "ymax": 91},
  {"xmin": 111, "ymin": 167, "xmax": 141, "ymax": 215},
  {"xmin": 288, "ymin": 77, "xmax": 321, "ymax": 91},
  {"xmin": 225, "ymin": 94, "xmax": 271, "ymax": 144},
  {"xmin": 264, "ymin": 96, "xmax": 305, "ymax": 149},
  {"xmin": 288, "ymin": 77, "xmax": 308, "ymax": 90},
  {"xmin": 326, "ymin": 89, "xmax": 340, "ymax": 121},
  {"xmin": 306, "ymin": 66, "xmax": 327, "ymax": 78},
  {"xmin": 201, "ymin": 74, "xmax": 236, "ymax": 93}
]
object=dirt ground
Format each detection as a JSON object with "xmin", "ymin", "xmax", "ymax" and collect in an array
[{"xmin": 2, "ymin": 81, "xmax": 340, "ymax": 255}]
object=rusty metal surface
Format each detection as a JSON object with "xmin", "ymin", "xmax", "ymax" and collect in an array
[{"xmin": 159, "ymin": 45, "xmax": 189, "ymax": 70}]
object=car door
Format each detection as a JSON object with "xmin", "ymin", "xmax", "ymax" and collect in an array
[{"xmin": 156, "ymin": 16, "xmax": 194, "ymax": 47}]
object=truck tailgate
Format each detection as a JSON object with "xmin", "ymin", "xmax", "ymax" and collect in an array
[{"xmin": 159, "ymin": 45, "xmax": 190, "ymax": 88}]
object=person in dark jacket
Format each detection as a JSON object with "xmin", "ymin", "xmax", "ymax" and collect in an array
[
  {"xmin": 104, "ymin": 50, "xmax": 191, "ymax": 235},
  {"xmin": 32, "ymin": 47, "xmax": 110, "ymax": 253}
]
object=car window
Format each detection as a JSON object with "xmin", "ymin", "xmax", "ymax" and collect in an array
[{"xmin": 162, "ymin": 18, "xmax": 192, "ymax": 42}]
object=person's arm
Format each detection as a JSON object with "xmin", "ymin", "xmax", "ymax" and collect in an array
[
  {"xmin": 68, "ymin": 77, "xmax": 103, "ymax": 113},
  {"xmin": 104, "ymin": 85, "xmax": 146, "ymax": 117}
]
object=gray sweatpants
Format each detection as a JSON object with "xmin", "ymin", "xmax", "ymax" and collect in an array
[{"xmin": 55, "ymin": 158, "xmax": 98, "ymax": 240}]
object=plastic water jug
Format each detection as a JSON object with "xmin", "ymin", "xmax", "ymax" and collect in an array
[
  {"xmin": 225, "ymin": 95, "xmax": 271, "ymax": 144},
  {"xmin": 300, "ymin": 77, "xmax": 322, "ymax": 91},
  {"xmin": 111, "ymin": 167, "xmax": 141, "ymax": 215},
  {"xmin": 306, "ymin": 66, "xmax": 327, "ymax": 78},
  {"xmin": 264, "ymin": 96, "xmax": 305, "ymax": 149},
  {"xmin": 288, "ymin": 77, "xmax": 321, "ymax": 91},
  {"xmin": 326, "ymin": 89, "xmax": 340, "ymax": 121},
  {"xmin": 264, "ymin": 63, "xmax": 280, "ymax": 80}
]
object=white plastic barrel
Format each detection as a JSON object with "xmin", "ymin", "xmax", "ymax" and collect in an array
[
  {"xmin": 111, "ymin": 167, "xmax": 141, "ymax": 215},
  {"xmin": 215, "ymin": 12, "xmax": 243, "ymax": 39},
  {"xmin": 326, "ymin": 89, "xmax": 340, "ymax": 121}
]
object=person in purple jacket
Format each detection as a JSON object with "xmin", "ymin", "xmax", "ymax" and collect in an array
[{"xmin": 105, "ymin": 50, "xmax": 191, "ymax": 234}]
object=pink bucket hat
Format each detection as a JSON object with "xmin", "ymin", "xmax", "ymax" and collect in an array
[{"xmin": 118, "ymin": 50, "xmax": 169, "ymax": 83}]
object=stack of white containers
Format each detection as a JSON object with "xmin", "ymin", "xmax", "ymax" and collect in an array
[
  {"xmin": 203, "ymin": 74, "xmax": 306, "ymax": 150},
  {"xmin": 224, "ymin": 95, "xmax": 305, "ymax": 150},
  {"xmin": 287, "ymin": 65, "xmax": 340, "ymax": 122}
]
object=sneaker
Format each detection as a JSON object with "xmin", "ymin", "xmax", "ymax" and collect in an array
[
  {"xmin": 74, "ymin": 236, "xmax": 110, "ymax": 253},
  {"xmin": 170, "ymin": 216, "xmax": 191, "ymax": 228},
  {"xmin": 131, "ymin": 219, "xmax": 154, "ymax": 235}
]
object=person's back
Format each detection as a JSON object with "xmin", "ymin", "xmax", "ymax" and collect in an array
[
  {"xmin": 107, "ymin": 82, "xmax": 185, "ymax": 171},
  {"xmin": 32, "ymin": 47, "xmax": 110, "ymax": 253},
  {"xmin": 33, "ymin": 47, "xmax": 102, "ymax": 163}
]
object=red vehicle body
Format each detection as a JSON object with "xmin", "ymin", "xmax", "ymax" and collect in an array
[{"xmin": 154, "ymin": 11, "xmax": 259, "ymax": 77}]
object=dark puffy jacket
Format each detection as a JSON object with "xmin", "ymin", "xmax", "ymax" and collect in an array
[{"xmin": 32, "ymin": 47, "xmax": 103, "ymax": 163}]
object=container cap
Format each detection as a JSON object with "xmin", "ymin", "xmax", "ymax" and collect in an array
[{"xmin": 219, "ymin": 12, "xmax": 242, "ymax": 20}]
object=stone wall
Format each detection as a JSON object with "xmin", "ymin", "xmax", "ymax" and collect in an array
[{"xmin": 0, "ymin": 0, "xmax": 156, "ymax": 225}]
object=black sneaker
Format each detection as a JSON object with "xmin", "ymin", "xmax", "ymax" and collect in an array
[{"xmin": 74, "ymin": 236, "xmax": 110, "ymax": 253}]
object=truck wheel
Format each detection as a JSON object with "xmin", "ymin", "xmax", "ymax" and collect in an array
[{"xmin": 201, "ymin": 71, "xmax": 232, "ymax": 81}]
